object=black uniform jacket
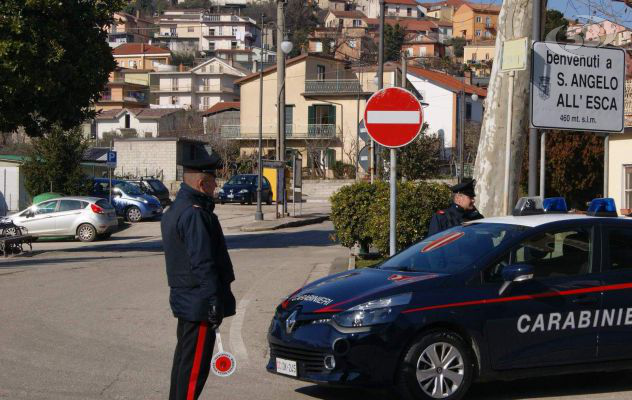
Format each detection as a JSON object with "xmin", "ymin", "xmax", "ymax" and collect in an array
[
  {"xmin": 427, "ymin": 203, "xmax": 484, "ymax": 237},
  {"xmin": 161, "ymin": 183, "xmax": 236, "ymax": 322}
]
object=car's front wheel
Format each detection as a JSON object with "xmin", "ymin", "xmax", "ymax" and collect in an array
[
  {"xmin": 77, "ymin": 224, "xmax": 97, "ymax": 242},
  {"xmin": 126, "ymin": 206, "xmax": 142, "ymax": 223},
  {"xmin": 397, "ymin": 330, "xmax": 474, "ymax": 400}
]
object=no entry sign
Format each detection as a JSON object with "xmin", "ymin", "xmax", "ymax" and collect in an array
[{"xmin": 364, "ymin": 87, "xmax": 423, "ymax": 148}]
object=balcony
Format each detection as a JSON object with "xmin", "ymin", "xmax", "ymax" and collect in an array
[
  {"xmin": 151, "ymin": 85, "xmax": 193, "ymax": 93},
  {"xmin": 198, "ymin": 85, "xmax": 233, "ymax": 93},
  {"xmin": 157, "ymin": 32, "xmax": 178, "ymax": 38},
  {"xmin": 221, "ymin": 125, "xmax": 240, "ymax": 138},
  {"xmin": 304, "ymin": 80, "xmax": 363, "ymax": 95},
  {"xmin": 307, "ymin": 124, "xmax": 336, "ymax": 138}
]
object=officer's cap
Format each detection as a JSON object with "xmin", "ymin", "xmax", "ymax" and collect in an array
[
  {"xmin": 181, "ymin": 146, "xmax": 222, "ymax": 175},
  {"xmin": 450, "ymin": 179, "xmax": 476, "ymax": 198}
]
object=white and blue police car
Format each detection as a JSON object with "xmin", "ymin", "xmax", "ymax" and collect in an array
[{"xmin": 267, "ymin": 197, "xmax": 632, "ymax": 400}]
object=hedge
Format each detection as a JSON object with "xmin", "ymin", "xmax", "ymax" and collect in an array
[{"xmin": 330, "ymin": 181, "xmax": 452, "ymax": 256}]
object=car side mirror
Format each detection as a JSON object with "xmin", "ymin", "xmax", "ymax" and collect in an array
[{"xmin": 499, "ymin": 264, "xmax": 534, "ymax": 296}]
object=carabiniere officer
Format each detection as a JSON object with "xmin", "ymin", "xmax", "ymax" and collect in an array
[
  {"xmin": 161, "ymin": 153, "xmax": 236, "ymax": 400},
  {"xmin": 427, "ymin": 179, "xmax": 484, "ymax": 236}
]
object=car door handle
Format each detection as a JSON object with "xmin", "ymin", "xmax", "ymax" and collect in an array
[{"xmin": 572, "ymin": 295, "xmax": 599, "ymax": 305}]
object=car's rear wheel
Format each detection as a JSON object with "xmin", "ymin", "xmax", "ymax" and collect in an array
[
  {"xmin": 397, "ymin": 330, "xmax": 474, "ymax": 400},
  {"xmin": 77, "ymin": 224, "xmax": 97, "ymax": 242},
  {"xmin": 126, "ymin": 206, "xmax": 142, "ymax": 223}
]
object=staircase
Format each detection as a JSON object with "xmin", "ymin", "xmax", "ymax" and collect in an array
[{"xmin": 301, "ymin": 180, "xmax": 355, "ymax": 203}]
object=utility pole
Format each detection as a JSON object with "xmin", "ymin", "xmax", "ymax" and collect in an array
[
  {"xmin": 372, "ymin": 0, "xmax": 385, "ymax": 184},
  {"xmin": 459, "ymin": 87, "xmax": 465, "ymax": 183},
  {"xmin": 256, "ymin": 13, "xmax": 264, "ymax": 221},
  {"xmin": 529, "ymin": 0, "xmax": 542, "ymax": 196},
  {"xmin": 276, "ymin": 0, "xmax": 286, "ymax": 217}
]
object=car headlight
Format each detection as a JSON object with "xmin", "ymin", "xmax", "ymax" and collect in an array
[
  {"xmin": 332, "ymin": 292, "xmax": 411, "ymax": 328},
  {"xmin": 239, "ymin": 189, "xmax": 249, "ymax": 194}
]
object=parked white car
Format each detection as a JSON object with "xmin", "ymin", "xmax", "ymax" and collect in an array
[{"xmin": 7, "ymin": 196, "xmax": 118, "ymax": 242}]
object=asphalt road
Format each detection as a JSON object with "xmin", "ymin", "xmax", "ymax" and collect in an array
[{"xmin": 2, "ymin": 217, "xmax": 632, "ymax": 399}]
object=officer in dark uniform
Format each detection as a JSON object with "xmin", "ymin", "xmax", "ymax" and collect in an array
[
  {"xmin": 427, "ymin": 179, "xmax": 484, "ymax": 236},
  {"xmin": 161, "ymin": 152, "xmax": 236, "ymax": 400}
]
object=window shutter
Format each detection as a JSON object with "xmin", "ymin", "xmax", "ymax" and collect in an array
[
  {"xmin": 329, "ymin": 105, "xmax": 336, "ymax": 126},
  {"xmin": 308, "ymin": 105, "xmax": 315, "ymax": 125}
]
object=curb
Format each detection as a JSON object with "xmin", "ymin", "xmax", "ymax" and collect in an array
[{"xmin": 239, "ymin": 215, "xmax": 330, "ymax": 232}]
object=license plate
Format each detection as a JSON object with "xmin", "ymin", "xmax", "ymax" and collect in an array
[
  {"xmin": 276, "ymin": 357, "xmax": 297, "ymax": 377},
  {"xmin": 227, "ymin": 194, "xmax": 234, "ymax": 199}
]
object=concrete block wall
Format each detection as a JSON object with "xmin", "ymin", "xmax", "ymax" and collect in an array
[{"xmin": 114, "ymin": 140, "xmax": 178, "ymax": 184}]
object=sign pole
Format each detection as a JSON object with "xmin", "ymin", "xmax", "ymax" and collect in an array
[
  {"xmin": 604, "ymin": 134, "xmax": 610, "ymax": 197},
  {"xmin": 504, "ymin": 70, "xmax": 516, "ymax": 215},
  {"xmin": 540, "ymin": 131, "xmax": 546, "ymax": 197}
]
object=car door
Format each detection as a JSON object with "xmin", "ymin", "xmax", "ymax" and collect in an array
[
  {"xmin": 22, "ymin": 200, "xmax": 59, "ymax": 235},
  {"xmin": 597, "ymin": 223, "xmax": 632, "ymax": 361},
  {"xmin": 54, "ymin": 200, "xmax": 87, "ymax": 235},
  {"xmin": 483, "ymin": 224, "xmax": 602, "ymax": 369}
]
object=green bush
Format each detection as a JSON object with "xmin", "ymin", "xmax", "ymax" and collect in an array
[
  {"xmin": 332, "ymin": 161, "xmax": 356, "ymax": 179},
  {"xmin": 330, "ymin": 182, "xmax": 378, "ymax": 250},
  {"xmin": 331, "ymin": 181, "xmax": 452, "ymax": 256}
]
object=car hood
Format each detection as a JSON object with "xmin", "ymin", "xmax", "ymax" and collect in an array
[{"xmin": 281, "ymin": 267, "xmax": 448, "ymax": 314}]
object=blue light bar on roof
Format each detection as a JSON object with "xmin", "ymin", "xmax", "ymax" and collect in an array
[
  {"xmin": 543, "ymin": 197, "xmax": 568, "ymax": 213},
  {"xmin": 587, "ymin": 198, "xmax": 617, "ymax": 217}
]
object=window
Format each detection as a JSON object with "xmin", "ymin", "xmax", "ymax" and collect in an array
[
  {"xmin": 395, "ymin": 6, "xmax": 400, "ymax": 13},
  {"xmin": 475, "ymin": 30, "xmax": 481, "ymax": 36},
  {"xmin": 486, "ymin": 16, "xmax": 492, "ymax": 27},
  {"xmin": 407, "ymin": 7, "xmax": 412, "ymax": 16},
  {"xmin": 188, "ymin": 27, "xmax": 194, "ymax": 32},
  {"xmin": 170, "ymin": 27, "xmax": 177, "ymax": 36},
  {"xmin": 315, "ymin": 41, "xmax": 323, "ymax": 52},
  {"xmin": 472, "ymin": 53, "xmax": 477, "ymax": 61},
  {"xmin": 124, "ymin": 113, "xmax": 131, "ymax": 128},
  {"xmin": 285, "ymin": 105, "xmax": 293, "ymax": 135},
  {"xmin": 152, "ymin": 60, "xmax": 160, "ymax": 67},
  {"xmin": 309, "ymin": 104, "xmax": 336, "ymax": 125},
  {"xmin": 209, "ymin": 64, "xmax": 215, "ymax": 73},
  {"xmin": 172, "ymin": 78, "xmax": 179, "ymax": 91},
  {"xmin": 316, "ymin": 64, "xmax": 326, "ymax": 80},
  {"xmin": 210, "ymin": 28, "xmax": 215, "ymax": 36},
  {"xmin": 485, "ymin": 53, "xmax": 490, "ymax": 60},
  {"xmin": 338, "ymin": 18, "xmax": 344, "ymax": 28},
  {"xmin": 487, "ymin": 227, "xmax": 593, "ymax": 281},
  {"xmin": 476, "ymin": 16, "xmax": 482, "ymax": 23},
  {"xmin": 219, "ymin": 65, "xmax": 224, "ymax": 73},
  {"xmin": 466, "ymin": 102, "xmax": 472, "ymax": 120},
  {"xmin": 59, "ymin": 200, "xmax": 86, "ymax": 212},
  {"xmin": 625, "ymin": 166, "xmax": 632, "ymax": 208},
  {"xmin": 485, "ymin": 30, "xmax": 491, "ymax": 38},
  {"xmin": 231, "ymin": 41, "xmax": 237, "ymax": 49},
  {"xmin": 202, "ymin": 96, "xmax": 210, "ymax": 107},
  {"xmin": 209, "ymin": 42, "xmax": 215, "ymax": 51},
  {"xmin": 130, "ymin": 60, "xmax": 137, "ymax": 69},
  {"xmin": 352, "ymin": 19, "xmax": 361, "ymax": 27},
  {"xmin": 34, "ymin": 201, "xmax": 58, "ymax": 215},
  {"xmin": 606, "ymin": 228, "xmax": 632, "ymax": 270},
  {"xmin": 348, "ymin": 39, "xmax": 356, "ymax": 48}
]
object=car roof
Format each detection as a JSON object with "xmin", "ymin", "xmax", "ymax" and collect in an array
[
  {"xmin": 470, "ymin": 213, "xmax": 632, "ymax": 228},
  {"xmin": 35, "ymin": 196, "xmax": 103, "ymax": 203}
]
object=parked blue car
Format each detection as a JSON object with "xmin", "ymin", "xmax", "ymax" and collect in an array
[{"xmin": 91, "ymin": 178, "xmax": 163, "ymax": 222}]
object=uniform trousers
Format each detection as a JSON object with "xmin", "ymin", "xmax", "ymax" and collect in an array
[{"xmin": 169, "ymin": 319, "xmax": 216, "ymax": 400}]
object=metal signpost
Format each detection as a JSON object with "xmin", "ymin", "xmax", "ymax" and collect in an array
[
  {"xmin": 107, "ymin": 150, "xmax": 117, "ymax": 203},
  {"xmin": 364, "ymin": 87, "xmax": 423, "ymax": 256},
  {"xmin": 531, "ymin": 42, "xmax": 625, "ymax": 199},
  {"xmin": 500, "ymin": 38, "xmax": 528, "ymax": 215}
]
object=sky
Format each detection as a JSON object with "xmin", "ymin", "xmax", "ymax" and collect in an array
[{"xmin": 467, "ymin": 0, "xmax": 632, "ymax": 28}]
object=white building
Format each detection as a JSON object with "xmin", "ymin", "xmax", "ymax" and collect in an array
[
  {"xmin": 149, "ymin": 57, "xmax": 246, "ymax": 110},
  {"xmin": 356, "ymin": 0, "xmax": 423, "ymax": 19},
  {"xmin": 406, "ymin": 66, "xmax": 486, "ymax": 155},
  {"xmin": 94, "ymin": 108, "xmax": 191, "ymax": 139},
  {"xmin": 153, "ymin": 9, "xmax": 261, "ymax": 54}
]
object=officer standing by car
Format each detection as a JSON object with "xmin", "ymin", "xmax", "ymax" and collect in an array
[
  {"xmin": 427, "ymin": 179, "xmax": 484, "ymax": 236},
  {"xmin": 161, "ymin": 152, "xmax": 236, "ymax": 400}
]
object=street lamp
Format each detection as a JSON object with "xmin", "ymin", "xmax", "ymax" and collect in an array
[{"xmin": 280, "ymin": 36, "xmax": 293, "ymax": 55}]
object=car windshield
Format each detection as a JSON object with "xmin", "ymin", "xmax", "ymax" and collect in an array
[
  {"xmin": 379, "ymin": 223, "xmax": 527, "ymax": 274},
  {"xmin": 148, "ymin": 180, "xmax": 167, "ymax": 192},
  {"xmin": 114, "ymin": 182, "xmax": 144, "ymax": 196},
  {"xmin": 227, "ymin": 175, "xmax": 255, "ymax": 185}
]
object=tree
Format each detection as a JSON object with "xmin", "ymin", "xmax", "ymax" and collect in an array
[
  {"xmin": 390, "ymin": 124, "xmax": 443, "ymax": 180},
  {"xmin": 520, "ymin": 131, "xmax": 604, "ymax": 210},
  {"xmin": 0, "ymin": 0, "xmax": 123, "ymax": 137},
  {"xmin": 544, "ymin": 9, "xmax": 568, "ymax": 42},
  {"xmin": 384, "ymin": 23, "xmax": 405, "ymax": 62},
  {"xmin": 22, "ymin": 126, "xmax": 91, "ymax": 196},
  {"xmin": 446, "ymin": 37, "xmax": 466, "ymax": 58}
]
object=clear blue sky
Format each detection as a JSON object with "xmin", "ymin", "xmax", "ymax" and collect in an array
[{"xmin": 467, "ymin": 0, "xmax": 632, "ymax": 27}]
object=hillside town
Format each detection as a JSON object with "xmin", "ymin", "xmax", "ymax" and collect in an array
[{"xmin": 5, "ymin": 0, "xmax": 632, "ymax": 399}]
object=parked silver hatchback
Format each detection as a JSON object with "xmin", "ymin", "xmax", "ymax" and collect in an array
[{"xmin": 7, "ymin": 196, "xmax": 118, "ymax": 242}]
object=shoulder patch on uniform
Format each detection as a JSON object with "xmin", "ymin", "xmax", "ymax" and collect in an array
[
  {"xmin": 192, "ymin": 204, "xmax": 202, "ymax": 208},
  {"xmin": 437, "ymin": 210, "xmax": 445, "ymax": 215}
]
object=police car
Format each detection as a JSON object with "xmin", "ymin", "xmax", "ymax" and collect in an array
[{"xmin": 267, "ymin": 197, "xmax": 632, "ymax": 400}]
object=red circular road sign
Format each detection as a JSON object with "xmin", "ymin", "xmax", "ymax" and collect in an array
[{"xmin": 364, "ymin": 87, "xmax": 423, "ymax": 148}]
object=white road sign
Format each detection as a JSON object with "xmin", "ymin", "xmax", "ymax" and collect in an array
[{"xmin": 531, "ymin": 42, "xmax": 625, "ymax": 133}]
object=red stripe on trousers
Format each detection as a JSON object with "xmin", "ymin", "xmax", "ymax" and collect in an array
[{"xmin": 187, "ymin": 322, "xmax": 208, "ymax": 400}]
